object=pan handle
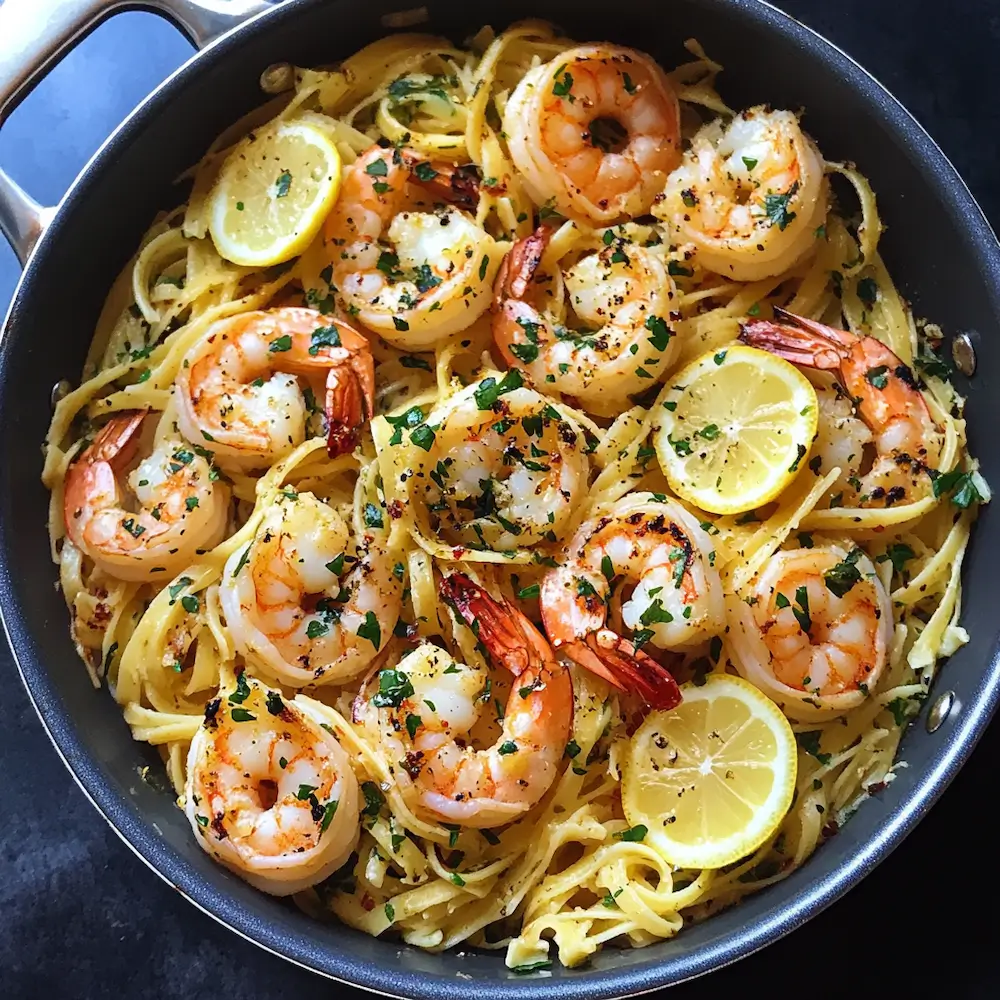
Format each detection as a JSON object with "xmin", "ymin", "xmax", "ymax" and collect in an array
[{"xmin": 0, "ymin": 0, "xmax": 274, "ymax": 266}]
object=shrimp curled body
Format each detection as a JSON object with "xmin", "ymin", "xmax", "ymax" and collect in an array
[
  {"xmin": 399, "ymin": 377, "xmax": 591, "ymax": 553},
  {"xmin": 542, "ymin": 493, "xmax": 724, "ymax": 707},
  {"xmin": 220, "ymin": 492, "xmax": 402, "ymax": 687},
  {"xmin": 492, "ymin": 227, "xmax": 680, "ymax": 416},
  {"xmin": 324, "ymin": 145, "xmax": 500, "ymax": 348},
  {"xmin": 357, "ymin": 574, "xmax": 573, "ymax": 828},
  {"xmin": 740, "ymin": 308, "xmax": 944, "ymax": 506},
  {"xmin": 175, "ymin": 307, "xmax": 375, "ymax": 467},
  {"xmin": 185, "ymin": 678, "xmax": 360, "ymax": 896},
  {"xmin": 727, "ymin": 544, "xmax": 892, "ymax": 720},
  {"xmin": 656, "ymin": 107, "xmax": 828, "ymax": 281},
  {"xmin": 504, "ymin": 46, "xmax": 681, "ymax": 224},
  {"xmin": 63, "ymin": 410, "xmax": 230, "ymax": 582}
]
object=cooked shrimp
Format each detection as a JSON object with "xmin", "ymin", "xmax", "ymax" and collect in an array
[
  {"xmin": 492, "ymin": 226, "xmax": 680, "ymax": 416},
  {"xmin": 396, "ymin": 375, "xmax": 590, "ymax": 553},
  {"xmin": 186, "ymin": 674, "xmax": 360, "ymax": 895},
  {"xmin": 656, "ymin": 107, "xmax": 828, "ymax": 281},
  {"xmin": 64, "ymin": 410, "xmax": 229, "ymax": 583},
  {"xmin": 220, "ymin": 491, "xmax": 402, "ymax": 687},
  {"xmin": 541, "ymin": 493, "xmax": 724, "ymax": 708},
  {"xmin": 727, "ymin": 544, "xmax": 892, "ymax": 719},
  {"xmin": 323, "ymin": 145, "xmax": 500, "ymax": 348},
  {"xmin": 356, "ymin": 573, "xmax": 572, "ymax": 828},
  {"xmin": 504, "ymin": 45, "xmax": 681, "ymax": 224},
  {"xmin": 807, "ymin": 377, "xmax": 873, "ymax": 500},
  {"xmin": 740, "ymin": 309, "xmax": 944, "ymax": 505},
  {"xmin": 175, "ymin": 307, "xmax": 375, "ymax": 469}
]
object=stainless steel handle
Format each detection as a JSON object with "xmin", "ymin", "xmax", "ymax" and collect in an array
[{"xmin": 0, "ymin": 0, "xmax": 273, "ymax": 266}]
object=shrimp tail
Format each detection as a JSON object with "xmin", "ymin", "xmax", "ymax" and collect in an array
[
  {"xmin": 440, "ymin": 572, "xmax": 549, "ymax": 678},
  {"xmin": 566, "ymin": 630, "xmax": 682, "ymax": 711},
  {"xmin": 83, "ymin": 409, "xmax": 149, "ymax": 466},
  {"xmin": 407, "ymin": 154, "xmax": 481, "ymax": 211},
  {"xmin": 324, "ymin": 354, "xmax": 375, "ymax": 457},
  {"xmin": 739, "ymin": 308, "xmax": 851, "ymax": 371},
  {"xmin": 494, "ymin": 225, "xmax": 552, "ymax": 304}
]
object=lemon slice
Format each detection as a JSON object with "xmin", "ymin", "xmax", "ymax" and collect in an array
[
  {"xmin": 208, "ymin": 118, "xmax": 342, "ymax": 267},
  {"xmin": 622, "ymin": 674, "xmax": 796, "ymax": 869},
  {"xmin": 652, "ymin": 344, "xmax": 817, "ymax": 515}
]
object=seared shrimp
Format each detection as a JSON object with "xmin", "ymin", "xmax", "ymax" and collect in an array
[
  {"xmin": 740, "ymin": 309, "xmax": 944, "ymax": 506},
  {"xmin": 64, "ymin": 410, "xmax": 229, "ymax": 582},
  {"xmin": 186, "ymin": 674, "xmax": 360, "ymax": 895},
  {"xmin": 656, "ymin": 107, "xmax": 828, "ymax": 281},
  {"xmin": 220, "ymin": 491, "xmax": 402, "ymax": 686},
  {"xmin": 492, "ymin": 226, "xmax": 679, "ymax": 416},
  {"xmin": 175, "ymin": 307, "xmax": 375, "ymax": 468},
  {"xmin": 807, "ymin": 378, "xmax": 873, "ymax": 501},
  {"xmin": 397, "ymin": 376, "xmax": 590, "ymax": 553},
  {"xmin": 356, "ymin": 574, "xmax": 572, "ymax": 828},
  {"xmin": 323, "ymin": 145, "xmax": 500, "ymax": 348},
  {"xmin": 504, "ymin": 45, "xmax": 681, "ymax": 224},
  {"xmin": 727, "ymin": 544, "xmax": 892, "ymax": 719},
  {"xmin": 541, "ymin": 493, "xmax": 724, "ymax": 708}
]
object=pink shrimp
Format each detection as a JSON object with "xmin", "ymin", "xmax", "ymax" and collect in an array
[
  {"xmin": 63, "ymin": 410, "xmax": 229, "ymax": 582},
  {"xmin": 740, "ymin": 308, "xmax": 944, "ymax": 505},
  {"xmin": 175, "ymin": 307, "xmax": 374, "ymax": 468},
  {"xmin": 356, "ymin": 573, "xmax": 573, "ymax": 828}
]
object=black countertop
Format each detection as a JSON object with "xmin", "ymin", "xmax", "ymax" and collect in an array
[{"xmin": 2, "ymin": 2, "xmax": 998, "ymax": 996}]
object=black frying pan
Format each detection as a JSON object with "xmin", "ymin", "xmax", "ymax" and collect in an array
[{"xmin": 2, "ymin": 1, "xmax": 998, "ymax": 996}]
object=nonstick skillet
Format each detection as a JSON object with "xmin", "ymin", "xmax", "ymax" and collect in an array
[{"xmin": 2, "ymin": 1, "xmax": 999, "ymax": 996}]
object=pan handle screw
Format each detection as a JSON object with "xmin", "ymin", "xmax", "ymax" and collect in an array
[
  {"xmin": 50, "ymin": 379, "xmax": 72, "ymax": 411},
  {"xmin": 952, "ymin": 332, "xmax": 977, "ymax": 377},
  {"xmin": 926, "ymin": 689, "xmax": 955, "ymax": 733},
  {"xmin": 260, "ymin": 63, "xmax": 294, "ymax": 95}
]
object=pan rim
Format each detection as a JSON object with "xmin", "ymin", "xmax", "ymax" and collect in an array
[{"xmin": 2, "ymin": 0, "xmax": 1000, "ymax": 996}]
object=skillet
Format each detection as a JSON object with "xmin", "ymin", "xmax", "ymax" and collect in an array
[{"xmin": 1, "ymin": 0, "xmax": 999, "ymax": 996}]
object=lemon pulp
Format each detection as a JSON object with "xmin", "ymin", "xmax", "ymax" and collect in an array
[
  {"xmin": 653, "ymin": 344, "xmax": 818, "ymax": 515},
  {"xmin": 622, "ymin": 674, "xmax": 797, "ymax": 870},
  {"xmin": 208, "ymin": 118, "xmax": 342, "ymax": 267}
]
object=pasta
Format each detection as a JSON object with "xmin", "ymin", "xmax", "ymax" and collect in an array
[{"xmin": 43, "ymin": 20, "xmax": 988, "ymax": 972}]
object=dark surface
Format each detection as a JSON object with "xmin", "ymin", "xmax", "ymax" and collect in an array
[{"xmin": 1, "ymin": 1, "xmax": 999, "ymax": 997}]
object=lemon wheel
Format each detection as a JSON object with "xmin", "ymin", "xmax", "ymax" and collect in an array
[
  {"xmin": 622, "ymin": 674, "xmax": 797, "ymax": 870},
  {"xmin": 652, "ymin": 344, "xmax": 818, "ymax": 515},
  {"xmin": 207, "ymin": 118, "xmax": 342, "ymax": 267}
]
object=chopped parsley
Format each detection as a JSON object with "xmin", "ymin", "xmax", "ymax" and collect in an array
[
  {"xmin": 932, "ymin": 469, "xmax": 987, "ymax": 509},
  {"xmin": 865, "ymin": 365, "xmax": 889, "ymax": 390},
  {"xmin": 551, "ymin": 65, "xmax": 573, "ymax": 98},
  {"xmin": 357, "ymin": 611, "xmax": 382, "ymax": 649},
  {"xmin": 309, "ymin": 325, "xmax": 342, "ymax": 354},
  {"xmin": 274, "ymin": 171, "xmax": 292, "ymax": 198},
  {"xmin": 474, "ymin": 369, "xmax": 523, "ymax": 410},
  {"xmin": 797, "ymin": 730, "xmax": 831, "ymax": 766},
  {"xmin": 823, "ymin": 548, "xmax": 863, "ymax": 597},
  {"xmin": 877, "ymin": 543, "xmax": 915, "ymax": 574},
  {"xmin": 372, "ymin": 668, "xmax": 412, "ymax": 708},
  {"xmin": 764, "ymin": 189, "xmax": 797, "ymax": 231},
  {"xmin": 645, "ymin": 314, "xmax": 672, "ymax": 351},
  {"xmin": 614, "ymin": 824, "xmax": 647, "ymax": 842}
]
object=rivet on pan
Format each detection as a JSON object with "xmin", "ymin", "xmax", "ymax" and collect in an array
[
  {"xmin": 381, "ymin": 6, "xmax": 430, "ymax": 28},
  {"xmin": 926, "ymin": 689, "xmax": 955, "ymax": 734},
  {"xmin": 952, "ymin": 332, "xmax": 977, "ymax": 377},
  {"xmin": 259, "ymin": 62, "xmax": 295, "ymax": 95},
  {"xmin": 50, "ymin": 379, "xmax": 72, "ymax": 410}
]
